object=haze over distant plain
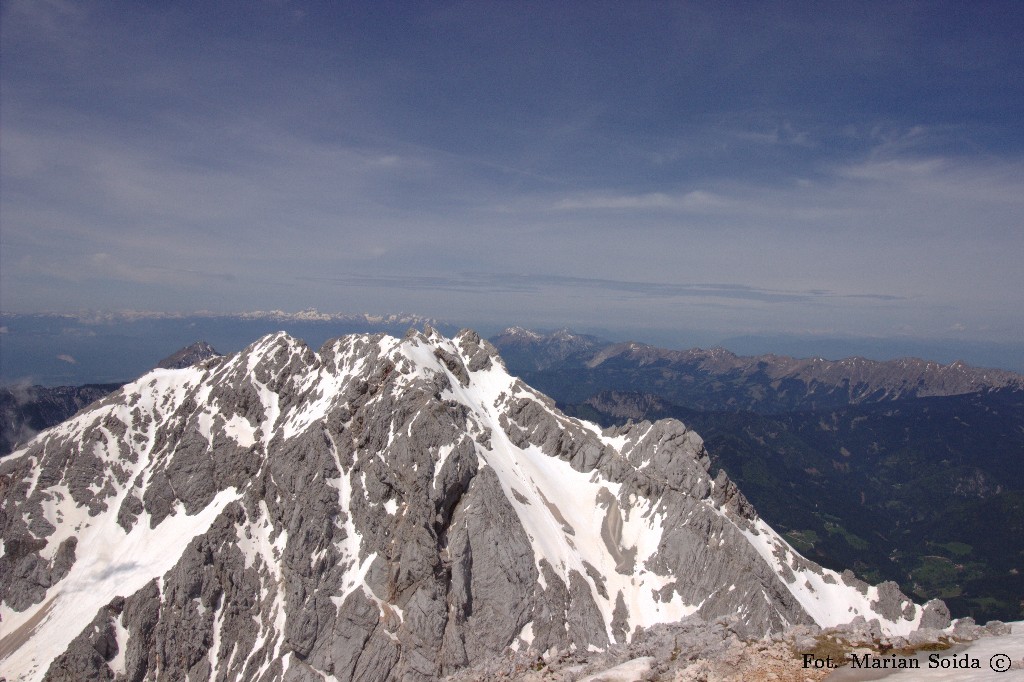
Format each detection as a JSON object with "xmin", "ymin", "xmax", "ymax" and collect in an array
[{"xmin": 2, "ymin": 2, "xmax": 1022, "ymax": 365}]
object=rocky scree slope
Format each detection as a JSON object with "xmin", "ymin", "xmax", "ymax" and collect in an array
[{"xmin": 0, "ymin": 328, "xmax": 947, "ymax": 681}]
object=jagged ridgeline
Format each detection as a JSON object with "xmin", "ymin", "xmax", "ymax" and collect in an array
[{"xmin": 0, "ymin": 328, "xmax": 949, "ymax": 681}]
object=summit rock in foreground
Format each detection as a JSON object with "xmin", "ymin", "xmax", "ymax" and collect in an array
[{"xmin": 0, "ymin": 328, "xmax": 946, "ymax": 681}]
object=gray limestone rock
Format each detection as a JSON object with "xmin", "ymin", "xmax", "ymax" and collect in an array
[
  {"xmin": 827, "ymin": 616, "xmax": 886, "ymax": 647},
  {"xmin": 568, "ymin": 570, "xmax": 609, "ymax": 650},
  {"xmin": 871, "ymin": 581, "xmax": 915, "ymax": 622},
  {"xmin": 119, "ymin": 580, "xmax": 162, "ymax": 682},
  {"xmin": 611, "ymin": 592, "xmax": 630, "ymax": 645},
  {"xmin": 442, "ymin": 466, "xmax": 537, "ymax": 666},
  {"xmin": 907, "ymin": 627, "xmax": 952, "ymax": 649},
  {"xmin": 433, "ymin": 347, "xmax": 470, "ymax": 387},
  {"xmin": 920, "ymin": 598, "xmax": 952, "ymax": 630},
  {"xmin": 42, "ymin": 599, "xmax": 123, "ymax": 682},
  {"xmin": 49, "ymin": 537, "xmax": 77, "ymax": 583},
  {"xmin": 1, "ymin": 328, "xmax": 948, "ymax": 682},
  {"xmin": 840, "ymin": 569, "xmax": 870, "ymax": 595},
  {"xmin": 951, "ymin": 617, "xmax": 989, "ymax": 641},
  {"xmin": 985, "ymin": 620, "xmax": 1011, "ymax": 636},
  {"xmin": 0, "ymin": 534, "xmax": 78, "ymax": 614},
  {"xmin": 116, "ymin": 492, "xmax": 144, "ymax": 532},
  {"xmin": 531, "ymin": 559, "xmax": 572, "ymax": 654}
]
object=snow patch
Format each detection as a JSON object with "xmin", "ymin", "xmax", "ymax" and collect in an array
[{"xmin": 0, "ymin": 487, "xmax": 240, "ymax": 681}]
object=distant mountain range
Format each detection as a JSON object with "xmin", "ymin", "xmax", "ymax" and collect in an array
[
  {"xmin": 12, "ymin": 309, "xmax": 445, "ymax": 325},
  {"xmin": 491, "ymin": 326, "xmax": 1024, "ymax": 411},
  {"xmin": 491, "ymin": 327, "xmax": 1024, "ymax": 623}
]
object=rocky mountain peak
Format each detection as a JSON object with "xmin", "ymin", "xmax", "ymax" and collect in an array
[
  {"xmin": 1, "ymin": 328, "xmax": 946, "ymax": 681},
  {"xmin": 155, "ymin": 340, "xmax": 222, "ymax": 370}
]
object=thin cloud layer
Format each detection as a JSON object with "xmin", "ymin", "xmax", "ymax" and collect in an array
[
  {"xmin": 299, "ymin": 272, "xmax": 902, "ymax": 305},
  {"xmin": 1, "ymin": 1, "xmax": 1022, "ymax": 348}
]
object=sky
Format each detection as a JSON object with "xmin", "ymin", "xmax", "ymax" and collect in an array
[{"xmin": 2, "ymin": 1, "xmax": 1023, "ymax": 356}]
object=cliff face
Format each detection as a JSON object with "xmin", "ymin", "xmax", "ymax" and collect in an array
[{"xmin": 0, "ymin": 328, "xmax": 944, "ymax": 681}]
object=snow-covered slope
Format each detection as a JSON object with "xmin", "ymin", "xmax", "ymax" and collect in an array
[{"xmin": 0, "ymin": 328, "xmax": 949, "ymax": 681}]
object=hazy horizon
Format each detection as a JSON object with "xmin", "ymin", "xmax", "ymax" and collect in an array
[
  {"xmin": 2, "ymin": 309, "xmax": 1023, "ymax": 387},
  {"xmin": 3, "ymin": 3, "xmax": 1023, "ymax": 357}
]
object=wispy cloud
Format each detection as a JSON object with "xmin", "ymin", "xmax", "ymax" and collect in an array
[
  {"xmin": 2, "ymin": 2, "xmax": 1022, "ymax": 347},
  {"xmin": 299, "ymin": 272, "xmax": 902, "ymax": 304},
  {"xmin": 835, "ymin": 155, "xmax": 1024, "ymax": 205},
  {"xmin": 553, "ymin": 190, "xmax": 732, "ymax": 212},
  {"xmin": 724, "ymin": 121, "xmax": 816, "ymax": 148}
]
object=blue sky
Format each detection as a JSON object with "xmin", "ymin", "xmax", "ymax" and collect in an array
[{"xmin": 2, "ymin": 1, "xmax": 1023, "ymax": 353}]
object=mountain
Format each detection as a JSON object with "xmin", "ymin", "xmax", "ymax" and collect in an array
[
  {"xmin": 491, "ymin": 331, "xmax": 1024, "ymax": 412},
  {"xmin": 566, "ymin": 389, "xmax": 1024, "ymax": 622},
  {"xmin": 489, "ymin": 327, "xmax": 607, "ymax": 371},
  {"xmin": 491, "ymin": 329, "xmax": 1024, "ymax": 623},
  {"xmin": 0, "ymin": 328, "xmax": 947, "ymax": 681},
  {"xmin": 155, "ymin": 341, "xmax": 222, "ymax": 369}
]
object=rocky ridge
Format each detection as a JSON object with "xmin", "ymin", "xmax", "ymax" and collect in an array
[
  {"xmin": 586, "ymin": 342, "xmax": 1024, "ymax": 401},
  {"xmin": 0, "ymin": 342, "xmax": 222, "ymax": 459},
  {"xmin": 0, "ymin": 384, "xmax": 124, "ymax": 457},
  {"xmin": 490, "ymin": 329, "xmax": 1024, "ymax": 411},
  {"xmin": 1, "ymin": 328, "xmax": 949, "ymax": 681}
]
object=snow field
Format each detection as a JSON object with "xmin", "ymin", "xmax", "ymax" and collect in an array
[{"xmin": 1, "ymin": 488, "xmax": 240, "ymax": 681}]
